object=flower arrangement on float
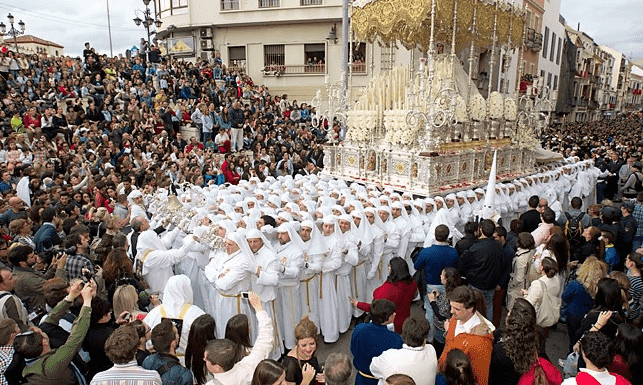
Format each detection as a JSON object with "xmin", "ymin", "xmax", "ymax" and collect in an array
[
  {"xmin": 383, "ymin": 110, "xmax": 415, "ymax": 146},
  {"xmin": 345, "ymin": 110, "xmax": 378, "ymax": 142}
]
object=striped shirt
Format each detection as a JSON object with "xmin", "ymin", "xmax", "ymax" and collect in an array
[
  {"xmin": 90, "ymin": 361, "xmax": 162, "ymax": 385},
  {"xmin": 628, "ymin": 275, "xmax": 643, "ymax": 321}
]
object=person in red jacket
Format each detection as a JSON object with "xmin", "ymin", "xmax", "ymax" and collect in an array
[
  {"xmin": 221, "ymin": 153, "xmax": 240, "ymax": 185},
  {"xmin": 439, "ymin": 286, "xmax": 494, "ymax": 385},
  {"xmin": 351, "ymin": 257, "xmax": 417, "ymax": 334}
]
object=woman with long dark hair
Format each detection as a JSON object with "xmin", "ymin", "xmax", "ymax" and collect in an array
[
  {"xmin": 609, "ymin": 323, "xmax": 643, "ymax": 385},
  {"xmin": 350, "ymin": 256, "xmax": 418, "ymax": 333},
  {"xmin": 186, "ymin": 314, "xmax": 216, "ymax": 385},
  {"xmin": 440, "ymin": 349, "xmax": 477, "ymax": 385},
  {"xmin": 428, "ymin": 267, "xmax": 463, "ymax": 356},
  {"xmin": 225, "ymin": 314, "xmax": 253, "ymax": 365},
  {"xmin": 252, "ymin": 359, "xmax": 314, "ymax": 385},
  {"xmin": 491, "ymin": 298, "xmax": 562, "ymax": 385},
  {"xmin": 572, "ymin": 277, "xmax": 626, "ymax": 348}
]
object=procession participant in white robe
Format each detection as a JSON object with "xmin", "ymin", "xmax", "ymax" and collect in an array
[
  {"xmin": 203, "ymin": 231, "xmax": 255, "ymax": 339},
  {"xmin": 350, "ymin": 210, "xmax": 374, "ymax": 317},
  {"xmin": 377, "ymin": 205, "xmax": 401, "ymax": 280},
  {"xmin": 128, "ymin": 190, "xmax": 148, "ymax": 223},
  {"xmin": 135, "ymin": 221, "xmax": 197, "ymax": 294},
  {"xmin": 337, "ymin": 214, "xmax": 360, "ymax": 333},
  {"xmin": 456, "ymin": 192, "xmax": 473, "ymax": 227},
  {"xmin": 176, "ymin": 218, "xmax": 213, "ymax": 311},
  {"xmin": 391, "ymin": 201, "xmax": 412, "ymax": 268},
  {"xmin": 406, "ymin": 200, "xmax": 426, "ymax": 250},
  {"xmin": 414, "ymin": 199, "xmax": 426, "ymax": 225},
  {"xmin": 444, "ymin": 193, "xmax": 461, "ymax": 230},
  {"xmin": 319, "ymin": 215, "xmax": 343, "ymax": 343},
  {"xmin": 512, "ymin": 182, "xmax": 528, "ymax": 217},
  {"xmin": 423, "ymin": 198, "xmax": 436, "ymax": 235},
  {"xmin": 363, "ymin": 208, "xmax": 385, "ymax": 300},
  {"xmin": 143, "ymin": 274, "xmax": 206, "ymax": 362},
  {"xmin": 245, "ymin": 228, "xmax": 283, "ymax": 358},
  {"xmin": 298, "ymin": 220, "xmax": 327, "ymax": 328},
  {"xmin": 274, "ymin": 223, "xmax": 305, "ymax": 350}
]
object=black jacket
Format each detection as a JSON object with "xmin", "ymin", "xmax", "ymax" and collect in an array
[{"xmin": 459, "ymin": 237, "xmax": 504, "ymax": 290}]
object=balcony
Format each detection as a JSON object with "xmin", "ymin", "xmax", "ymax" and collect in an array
[
  {"xmin": 262, "ymin": 64, "xmax": 325, "ymax": 76},
  {"xmin": 525, "ymin": 28, "xmax": 542, "ymax": 52},
  {"xmin": 300, "ymin": 0, "xmax": 322, "ymax": 4}
]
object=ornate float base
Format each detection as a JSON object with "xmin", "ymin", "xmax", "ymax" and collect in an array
[{"xmin": 322, "ymin": 140, "xmax": 537, "ymax": 196}]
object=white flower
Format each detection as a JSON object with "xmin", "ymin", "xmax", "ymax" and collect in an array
[
  {"xmin": 469, "ymin": 94, "xmax": 487, "ymax": 122},
  {"xmin": 504, "ymin": 97, "xmax": 517, "ymax": 121},
  {"xmin": 489, "ymin": 92, "xmax": 504, "ymax": 120}
]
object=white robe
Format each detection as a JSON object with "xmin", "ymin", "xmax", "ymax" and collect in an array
[
  {"xmin": 337, "ymin": 230, "xmax": 359, "ymax": 333},
  {"xmin": 274, "ymin": 240, "xmax": 304, "ymax": 350},
  {"xmin": 319, "ymin": 233, "xmax": 343, "ymax": 343},
  {"xmin": 143, "ymin": 275, "xmax": 206, "ymax": 362},
  {"xmin": 203, "ymin": 249, "xmax": 254, "ymax": 339}
]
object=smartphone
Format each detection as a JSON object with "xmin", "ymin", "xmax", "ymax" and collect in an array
[
  {"xmin": 123, "ymin": 312, "xmax": 131, "ymax": 322},
  {"xmin": 241, "ymin": 292, "xmax": 249, "ymax": 299}
]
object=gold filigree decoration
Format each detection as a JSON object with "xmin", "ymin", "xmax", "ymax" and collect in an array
[{"xmin": 352, "ymin": 0, "xmax": 524, "ymax": 52}]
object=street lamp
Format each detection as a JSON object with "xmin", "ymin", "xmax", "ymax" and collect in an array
[
  {"xmin": 133, "ymin": 0, "xmax": 162, "ymax": 62},
  {"xmin": 0, "ymin": 13, "xmax": 26, "ymax": 54}
]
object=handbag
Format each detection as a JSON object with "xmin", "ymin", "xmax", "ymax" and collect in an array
[{"xmin": 535, "ymin": 279, "xmax": 561, "ymax": 328}]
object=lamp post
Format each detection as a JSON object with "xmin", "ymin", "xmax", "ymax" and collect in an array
[
  {"xmin": 133, "ymin": 0, "xmax": 162, "ymax": 62},
  {"xmin": 0, "ymin": 14, "xmax": 26, "ymax": 54}
]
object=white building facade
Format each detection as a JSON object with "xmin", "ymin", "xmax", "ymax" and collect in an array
[{"xmin": 537, "ymin": 0, "xmax": 564, "ymax": 111}]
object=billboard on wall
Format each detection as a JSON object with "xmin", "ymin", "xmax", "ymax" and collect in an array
[{"xmin": 164, "ymin": 37, "xmax": 195, "ymax": 55}]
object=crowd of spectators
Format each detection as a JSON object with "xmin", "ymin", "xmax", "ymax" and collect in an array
[{"xmin": 0, "ymin": 41, "xmax": 643, "ymax": 385}]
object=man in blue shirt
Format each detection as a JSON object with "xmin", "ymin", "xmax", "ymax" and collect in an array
[
  {"xmin": 414, "ymin": 224, "xmax": 459, "ymax": 342},
  {"xmin": 350, "ymin": 299, "xmax": 402, "ymax": 385}
]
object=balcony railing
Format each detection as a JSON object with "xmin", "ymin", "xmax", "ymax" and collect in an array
[
  {"xmin": 262, "ymin": 64, "xmax": 325, "ymax": 76},
  {"xmin": 259, "ymin": 0, "xmax": 280, "ymax": 7},
  {"xmin": 300, "ymin": 0, "xmax": 322, "ymax": 4},
  {"xmin": 221, "ymin": 0, "xmax": 239, "ymax": 9},
  {"xmin": 525, "ymin": 28, "xmax": 542, "ymax": 52},
  {"xmin": 350, "ymin": 62, "xmax": 367, "ymax": 74}
]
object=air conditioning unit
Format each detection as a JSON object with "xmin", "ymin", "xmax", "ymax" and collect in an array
[
  {"xmin": 200, "ymin": 28, "xmax": 212, "ymax": 38},
  {"xmin": 200, "ymin": 40, "xmax": 214, "ymax": 51}
]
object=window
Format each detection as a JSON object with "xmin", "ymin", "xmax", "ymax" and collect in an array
[
  {"xmin": 525, "ymin": 10, "xmax": 532, "ymax": 28},
  {"xmin": 221, "ymin": 0, "xmax": 239, "ymax": 10},
  {"xmin": 554, "ymin": 75, "xmax": 558, "ymax": 90},
  {"xmin": 259, "ymin": 0, "xmax": 279, "ymax": 7},
  {"xmin": 380, "ymin": 44, "xmax": 395, "ymax": 72},
  {"xmin": 264, "ymin": 45, "xmax": 284, "ymax": 67},
  {"xmin": 304, "ymin": 44, "xmax": 325, "ymax": 73},
  {"xmin": 542, "ymin": 26, "xmax": 549, "ymax": 58},
  {"xmin": 550, "ymin": 32, "xmax": 556, "ymax": 61},
  {"xmin": 157, "ymin": 0, "xmax": 188, "ymax": 17},
  {"xmin": 547, "ymin": 72, "xmax": 552, "ymax": 87},
  {"xmin": 300, "ymin": 0, "xmax": 322, "ymax": 4},
  {"xmin": 351, "ymin": 42, "xmax": 367, "ymax": 73},
  {"xmin": 229, "ymin": 46, "xmax": 246, "ymax": 69},
  {"xmin": 556, "ymin": 38, "xmax": 562, "ymax": 64}
]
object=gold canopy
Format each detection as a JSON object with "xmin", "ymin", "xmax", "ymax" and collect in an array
[{"xmin": 351, "ymin": 0, "xmax": 525, "ymax": 53}]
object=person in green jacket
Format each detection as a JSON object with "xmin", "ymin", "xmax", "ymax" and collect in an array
[{"xmin": 14, "ymin": 279, "xmax": 95, "ymax": 385}]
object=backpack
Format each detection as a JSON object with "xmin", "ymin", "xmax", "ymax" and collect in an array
[
  {"xmin": 634, "ymin": 172, "xmax": 643, "ymax": 192},
  {"xmin": 564, "ymin": 212, "xmax": 585, "ymax": 245}
]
